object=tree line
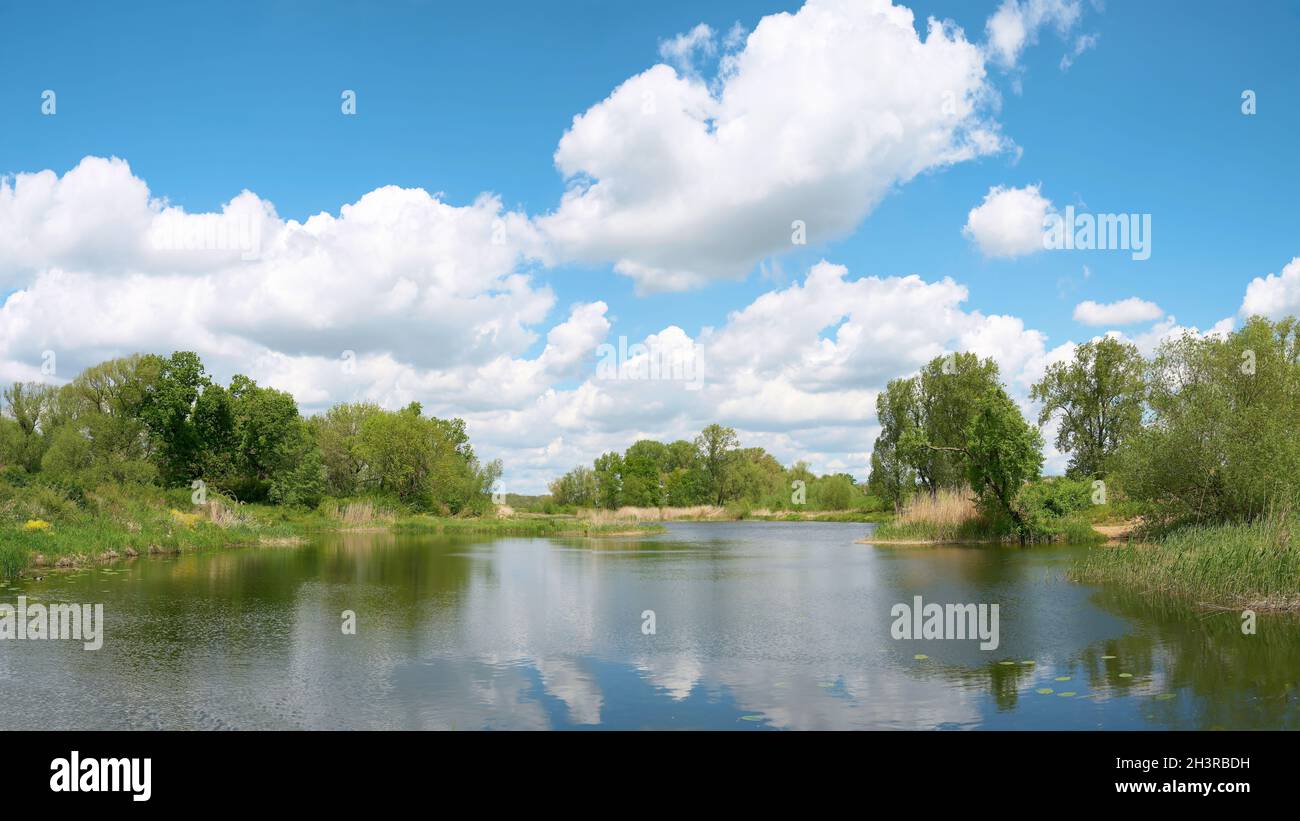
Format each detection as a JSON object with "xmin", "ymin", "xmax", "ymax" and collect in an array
[
  {"xmin": 0, "ymin": 352, "xmax": 501, "ymax": 513},
  {"xmin": 548, "ymin": 423, "xmax": 871, "ymax": 511},
  {"xmin": 868, "ymin": 315, "xmax": 1300, "ymax": 534}
]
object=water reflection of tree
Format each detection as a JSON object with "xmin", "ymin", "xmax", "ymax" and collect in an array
[
  {"xmin": 1089, "ymin": 588, "xmax": 1300, "ymax": 729},
  {"xmin": 897, "ymin": 588, "xmax": 1300, "ymax": 727}
]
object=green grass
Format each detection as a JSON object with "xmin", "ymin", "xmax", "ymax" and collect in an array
[
  {"xmin": 0, "ymin": 480, "xmax": 665, "ymax": 576},
  {"xmin": 0, "ymin": 482, "xmax": 302, "ymax": 577},
  {"xmin": 1060, "ymin": 516, "xmax": 1106, "ymax": 545},
  {"xmin": 1070, "ymin": 510, "xmax": 1300, "ymax": 609},
  {"xmin": 872, "ymin": 509, "xmax": 1102, "ymax": 544},
  {"xmin": 873, "ymin": 515, "xmax": 1013, "ymax": 543},
  {"xmin": 1080, "ymin": 500, "xmax": 1145, "ymax": 525}
]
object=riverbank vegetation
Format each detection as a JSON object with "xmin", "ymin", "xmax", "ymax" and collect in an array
[
  {"xmin": 0, "ymin": 351, "xmax": 656, "ymax": 575},
  {"xmin": 565, "ymin": 503, "xmax": 889, "ymax": 524},
  {"xmin": 872, "ymin": 481, "xmax": 1104, "ymax": 544},
  {"xmin": 866, "ymin": 350, "xmax": 1096, "ymax": 543},
  {"xmin": 0, "ymin": 482, "xmax": 298, "ymax": 576},
  {"xmin": 1071, "ymin": 510, "xmax": 1300, "ymax": 610},
  {"xmin": 546, "ymin": 423, "xmax": 889, "ymax": 518},
  {"xmin": 868, "ymin": 316, "xmax": 1300, "ymax": 571},
  {"xmin": 1064, "ymin": 317, "xmax": 1300, "ymax": 607},
  {"xmin": 865, "ymin": 315, "xmax": 1300, "ymax": 604},
  {"xmin": 0, "ymin": 478, "xmax": 662, "ymax": 576}
]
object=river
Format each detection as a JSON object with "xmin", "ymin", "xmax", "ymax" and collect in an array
[{"xmin": 2, "ymin": 521, "xmax": 1296, "ymax": 729}]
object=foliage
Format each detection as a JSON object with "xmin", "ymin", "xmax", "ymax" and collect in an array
[
  {"xmin": 1013, "ymin": 477, "xmax": 1094, "ymax": 540},
  {"xmin": 547, "ymin": 426, "xmax": 871, "ymax": 512},
  {"xmin": 1030, "ymin": 337, "xmax": 1144, "ymax": 478},
  {"xmin": 965, "ymin": 390, "xmax": 1044, "ymax": 533},
  {"xmin": 899, "ymin": 353, "xmax": 1003, "ymax": 491},
  {"xmin": 695, "ymin": 423, "xmax": 741, "ymax": 505},
  {"xmin": 868, "ymin": 353, "xmax": 1043, "ymax": 532},
  {"xmin": 1113, "ymin": 316, "xmax": 1300, "ymax": 528},
  {"xmin": 0, "ymin": 351, "xmax": 499, "ymax": 517},
  {"xmin": 869, "ymin": 352, "xmax": 1006, "ymax": 504},
  {"xmin": 548, "ymin": 465, "xmax": 599, "ymax": 508},
  {"xmin": 1071, "ymin": 507, "xmax": 1300, "ymax": 609}
]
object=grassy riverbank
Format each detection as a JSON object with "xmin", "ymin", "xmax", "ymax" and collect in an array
[
  {"xmin": 869, "ymin": 487, "xmax": 1104, "ymax": 544},
  {"xmin": 1070, "ymin": 511, "xmax": 1300, "ymax": 610},
  {"xmin": 0, "ymin": 483, "xmax": 292, "ymax": 575},
  {"xmin": 0, "ymin": 482, "xmax": 665, "ymax": 576}
]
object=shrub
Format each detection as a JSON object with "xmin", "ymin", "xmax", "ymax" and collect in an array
[{"xmin": 1014, "ymin": 477, "xmax": 1094, "ymax": 539}]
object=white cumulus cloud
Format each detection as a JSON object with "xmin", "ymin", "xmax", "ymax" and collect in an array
[
  {"xmin": 1240, "ymin": 257, "xmax": 1300, "ymax": 320},
  {"xmin": 538, "ymin": 0, "xmax": 1008, "ymax": 293},
  {"xmin": 962, "ymin": 184, "xmax": 1053, "ymax": 258},
  {"xmin": 985, "ymin": 0, "xmax": 1084, "ymax": 69},
  {"xmin": 1073, "ymin": 297, "xmax": 1164, "ymax": 326}
]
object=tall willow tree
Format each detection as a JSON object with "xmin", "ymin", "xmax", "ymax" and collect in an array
[
  {"xmin": 1030, "ymin": 337, "xmax": 1144, "ymax": 478},
  {"xmin": 870, "ymin": 352, "xmax": 1003, "ymax": 496}
]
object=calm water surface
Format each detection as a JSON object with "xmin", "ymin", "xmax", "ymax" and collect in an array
[{"xmin": 2, "ymin": 521, "xmax": 1297, "ymax": 729}]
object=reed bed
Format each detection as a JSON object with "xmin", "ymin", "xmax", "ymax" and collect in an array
[
  {"xmin": 1070, "ymin": 508, "xmax": 1300, "ymax": 610},
  {"xmin": 871, "ymin": 487, "xmax": 1004, "ymax": 542}
]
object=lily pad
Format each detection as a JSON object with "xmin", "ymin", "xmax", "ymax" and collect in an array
[
  {"xmin": 1156, "ymin": 693, "xmax": 1176, "ymax": 701},
  {"xmin": 1054, "ymin": 675, "xmax": 1072, "ymax": 681},
  {"xmin": 1101, "ymin": 655, "xmax": 1117, "ymax": 660},
  {"xmin": 1118, "ymin": 672, "xmax": 1133, "ymax": 678},
  {"xmin": 1057, "ymin": 692, "xmax": 1077, "ymax": 697},
  {"xmin": 1020, "ymin": 660, "xmax": 1035, "ymax": 666},
  {"xmin": 913, "ymin": 654, "xmax": 928, "ymax": 660},
  {"xmin": 1036, "ymin": 687, "xmax": 1054, "ymax": 695},
  {"xmin": 740, "ymin": 715, "xmax": 764, "ymax": 722},
  {"xmin": 998, "ymin": 661, "xmax": 1016, "ymax": 666}
]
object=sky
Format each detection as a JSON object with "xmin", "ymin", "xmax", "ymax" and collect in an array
[{"xmin": 1, "ymin": 0, "xmax": 1298, "ymax": 492}]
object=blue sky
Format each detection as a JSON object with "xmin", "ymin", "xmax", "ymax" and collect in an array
[{"xmin": 1, "ymin": 0, "xmax": 1298, "ymax": 489}]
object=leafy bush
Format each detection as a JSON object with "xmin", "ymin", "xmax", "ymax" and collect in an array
[
  {"xmin": 1014, "ymin": 477, "xmax": 1094, "ymax": 538},
  {"xmin": 1114, "ymin": 316, "xmax": 1300, "ymax": 528}
]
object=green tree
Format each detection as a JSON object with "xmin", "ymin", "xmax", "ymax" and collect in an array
[
  {"xmin": 1031, "ymin": 337, "xmax": 1144, "ymax": 478},
  {"xmin": 138, "ymin": 351, "xmax": 210, "ymax": 484},
  {"xmin": 192, "ymin": 382, "xmax": 238, "ymax": 483},
  {"xmin": 911, "ymin": 353, "xmax": 1003, "ymax": 490},
  {"xmin": 1, "ymin": 382, "xmax": 59, "ymax": 472},
  {"xmin": 867, "ymin": 441, "xmax": 914, "ymax": 512},
  {"xmin": 731, "ymin": 447, "xmax": 785, "ymax": 504},
  {"xmin": 964, "ymin": 390, "xmax": 1044, "ymax": 536},
  {"xmin": 870, "ymin": 352, "xmax": 1003, "ymax": 496},
  {"xmin": 622, "ymin": 439, "xmax": 668, "ymax": 506},
  {"xmin": 352, "ymin": 404, "xmax": 494, "ymax": 512},
  {"xmin": 593, "ymin": 451, "xmax": 624, "ymax": 508},
  {"xmin": 548, "ymin": 465, "xmax": 599, "ymax": 507},
  {"xmin": 694, "ymin": 423, "xmax": 739, "ymax": 505},
  {"xmin": 269, "ymin": 425, "xmax": 327, "ymax": 508},
  {"xmin": 356, "ymin": 405, "xmax": 432, "ymax": 503},
  {"xmin": 812, "ymin": 473, "xmax": 856, "ymax": 510},
  {"xmin": 227, "ymin": 375, "xmax": 303, "ymax": 494},
  {"xmin": 1115, "ymin": 316, "xmax": 1300, "ymax": 526},
  {"xmin": 310, "ymin": 402, "xmax": 382, "ymax": 495}
]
